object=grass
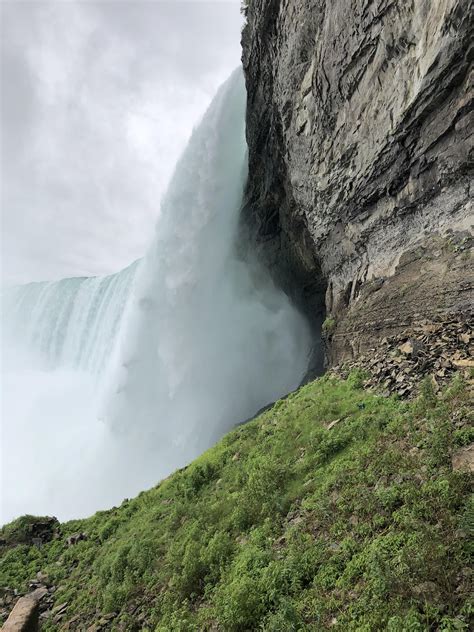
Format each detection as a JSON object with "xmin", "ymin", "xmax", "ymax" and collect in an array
[{"xmin": 0, "ymin": 373, "xmax": 472, "ymax": 630}]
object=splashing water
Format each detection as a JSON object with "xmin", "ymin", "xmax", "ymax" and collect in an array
[{"xmin": 1, "ymin": 70, "xmax": 312, "ymax": 522}]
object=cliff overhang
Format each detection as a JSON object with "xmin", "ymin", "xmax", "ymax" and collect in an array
[{"xmin": 241, "ymin": 0, "xmax": 473, "ymax": 365}]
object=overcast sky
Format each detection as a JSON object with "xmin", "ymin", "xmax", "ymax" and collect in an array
[{"xmin": 1, "ymin": 0, "xmax": 243, "ymax": 284}]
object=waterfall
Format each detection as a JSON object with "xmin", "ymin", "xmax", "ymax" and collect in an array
[
  {"xmin": 2, "ymin": 260, "xmax": 138, "ymax": 374},
  {"xmin": 1, "ymin": 69, "xmax": 311, "ymax": 522}
]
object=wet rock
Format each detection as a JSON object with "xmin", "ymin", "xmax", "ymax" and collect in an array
[{"xmin": 242, "ymin": 1, "xmax": 473, "ymax": 364}]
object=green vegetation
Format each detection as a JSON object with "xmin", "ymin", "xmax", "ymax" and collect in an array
[
  {"xmin": 0, "ymin": 515, "xmax": 58, "ymax": 547},
  {"xmin": 322, "ymin": 316, "xmax": 336, "ymax": 335},
  {"xmin": 1, "ymin": 374, "xmax": 472, "ymax": 630}
]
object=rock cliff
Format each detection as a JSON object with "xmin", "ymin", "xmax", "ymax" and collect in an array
[{"xmin": 241, "ymin": 0, "xmax": 473, "ymax": 364}]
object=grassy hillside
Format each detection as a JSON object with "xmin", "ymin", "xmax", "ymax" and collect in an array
[{"xmin": 1, "ymin": 373, "xmax": 472, "ymax": 631}]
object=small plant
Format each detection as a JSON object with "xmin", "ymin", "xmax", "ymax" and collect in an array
[
  {"xmin": 347, "ymin": 368, "xmax": 369, "ymax": 389},
  {"xmin": 322, "ymin": 315, "xmax": 336, "ymax": 335},
  {"xmin": 420, "ymin": 375, "xmax": 438, "ymax": 408},
  {"xmin": 453, "ymin": 426, "xmax": 474, "ymax": 447}
]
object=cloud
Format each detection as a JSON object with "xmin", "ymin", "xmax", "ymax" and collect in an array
[{"xmin": 1, "ymin": 0, "xmax": 243, "ymax": 284}]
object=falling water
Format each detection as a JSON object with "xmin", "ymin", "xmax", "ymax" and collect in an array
[
  {"xmin": 1, "ymin": 70, "xmax": 312, "ymax": 522},
  {"xmin": 2, "ymin": 260, "xmax": 138, "ymax": 374}
]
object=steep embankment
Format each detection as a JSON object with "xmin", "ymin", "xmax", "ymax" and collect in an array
[
  {"xmin": 0, "ymin": 375, "xmax": 473, "ymax": 630},
  {"xmin": 241, "ymin": 0, "xmax": 473, "ymax": 363}
]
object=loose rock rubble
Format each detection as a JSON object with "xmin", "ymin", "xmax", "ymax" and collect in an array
[
  {"xmin": 1, "ymin": 567, "xmax": 120, "ymax": 631},
  {"xmin": 330, "ymin": 319, "xmax": 473, "ymax": 398},
  {"xmin": 29, "ymin": 572, "xmax": 56, "ymax": 623},
  {"xmin": 1, "ymin": 571, "xmax": 57, "ymax": 627}
]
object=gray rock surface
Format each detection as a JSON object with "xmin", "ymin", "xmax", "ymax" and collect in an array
[{"xmin": 241, "ymin": 0, "xmax": 473, "ymax": 363}]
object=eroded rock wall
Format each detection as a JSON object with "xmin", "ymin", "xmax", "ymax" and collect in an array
[{"xmin": 241, "ymin": 0, "xmax": 473, "ymax": 364}]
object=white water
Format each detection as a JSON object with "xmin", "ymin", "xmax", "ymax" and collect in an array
[
  {"xmin": 1, "ymin": 70, "xmax": 312, "ymax": 523},
  {"xmin": 2, "ymin": 261, "xmax": 138, "ymax": 374}
]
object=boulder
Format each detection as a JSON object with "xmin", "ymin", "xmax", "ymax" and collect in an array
[
  {"xmin": 452, "ymin": 444, "xmax": 474, "ymax": 472},
  {"xmin": 2, "ymin": 597, "xmax": 38, "ymax": 632}
]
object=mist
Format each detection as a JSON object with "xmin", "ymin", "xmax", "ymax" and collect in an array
[
  {"xmin": 1, "ymin": 0, "xmax": 243, "ymax": 284},
  {"xmin": 1, "ymin": 71, "xmax": 312, "ymax": 524}
]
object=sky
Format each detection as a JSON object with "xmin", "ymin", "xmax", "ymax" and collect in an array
[{"xmin": 1, "ymin": 0, "xmax": 243, "ymax": 284}]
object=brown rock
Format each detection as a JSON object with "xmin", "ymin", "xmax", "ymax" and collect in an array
[
  {"xmin": 35, "ymin": 572, "xmax": 49, "ymax": 585},
  {"xmin": 399, "ymin": 341, "xmax": 414, "ymax": 356},
  {"xmin": 452, "ymin": 444, "xmax": 474, "ymax": 473},
  {"xmin": 452, "ymin": 358, "xmax": 474, "ymax": 368},
  {"xmin": 2, "ymin": 596, "xmax": 39, "ymax": 632},
  {"xmin": 51, "ymin": 602, "xmax": 68, "ymax": 616},
  {"xmin": 29, "ymin": 588, "xmax": 48, "ymax": 602}
]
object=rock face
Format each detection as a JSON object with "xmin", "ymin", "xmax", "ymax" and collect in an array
[
  {"xmin": 241, "ymin": 0, "xmax": 473, "ymax": 364},
  {"xmin": 0, "ymin": 516, "xmax": 59, "ymax": 549}
]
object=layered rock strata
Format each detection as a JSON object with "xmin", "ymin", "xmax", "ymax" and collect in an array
[{"xmin": 241, "ymin": 0, "xmax": 473, "ymax": 364}]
